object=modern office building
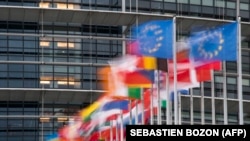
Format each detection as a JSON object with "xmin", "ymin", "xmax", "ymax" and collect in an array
[{"xmin": 0, "ymin": 0, "xmax": 250, "ymax": 140}]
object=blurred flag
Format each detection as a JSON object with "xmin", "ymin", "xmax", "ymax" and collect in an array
[
  {"xmin": 122, "ymin": 69, "xmax": 155, "ymax": 88},
  {"xmin": 135, "ymin": 56, "xmax": 168, "ymax": 72},
  {"xmin": 130, "ymin": 20, "xmax": 174, "ymax": 59},
  {"xmin": 189, "ymin": 22, "xmax": 237, "ymax": 61},
  {"xmin": 100, "ymin": 99, "xmax": 129, "ymax": 111},
  {"xmin": 79, "ymin": 95, "xmax": 110, "ymax": 122},
  {"xmin": 127, "ymin": 87, "xmax": 142, "ymax": 99},
  {"xmin": 45, "ymin": 133, "xmax": 60, "ymax": 141}
]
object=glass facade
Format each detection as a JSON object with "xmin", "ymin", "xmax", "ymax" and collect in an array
[{"xmin": 0, "ymin": 0, "xmax": 250, "ymax": 140}]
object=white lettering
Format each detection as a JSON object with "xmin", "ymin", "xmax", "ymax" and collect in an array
[
  {"xmin": 186, "ymin": 129, "xmax": 219, "ymax": 136},
  {"xmin": 130, "ymin": 129, "xmax": 136, "ymax": 136}
]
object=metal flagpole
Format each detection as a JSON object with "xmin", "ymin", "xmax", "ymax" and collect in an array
[
  {"xmin": 165, "ymin": 72, "xmax": 171, "ymax": 125},
  {"xmin": 173, "ymin": 16, "xmax": 178, "ymax": 125},
  {"xmin": 120, "ymin": 111, "xmax": 124, "ymax": 141},
  {"xmin": 211, "ymin": 70, "xmax": 216, "ymax": 125},
  {"xmin": 116, "ymin": 120, "xmax": 119, "ymax": 141},
  {"xmin": 190, "ymin": 88, "xmax": 194, "ymax": 125},
  {"xmin": 110, "ymin": 120, "xmax": 113, "ymax": 141},
  {"xmin": 236, "ymin": 0, "xmax": 243, "ymax": 125},
  {"xmin": 178, "ymin": 91, "xmax": 182, "ymax": 124},
  {"xmin": 237, "ymin": 18, "xmax": 243, "ymax": 124},
  {"xmin": 135, "ymin": 100, "xmax": 138, "ymax": 124},
  {"xmin": 150, "ymin": 85, "xmax": 154, "ymax": 125},
  {"xmin": 157, "ymin": 70, "xmax": 161, "ymax": 125},
  {"xmin": 222, "ymin": 61, "xmax": 228, "ymax": 124},
  {"xmin": 141, "ymin": 88, "xmax": 144, "ymax": 125},
  {"xmin": 201, "ymin": 82, "xmax": 205, "ymax": 125},
  {"xmin": 129, "ymin": 100, "xmax": 132, "ymax": 125}
]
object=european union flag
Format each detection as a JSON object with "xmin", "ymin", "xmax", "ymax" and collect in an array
[
  {"xmin": 189, "ymin": 22, "xmax": 237, "ymax": 61},
  {"xmin": 131, "ymin": 20, "xmax": 174, "ymax": 59}
]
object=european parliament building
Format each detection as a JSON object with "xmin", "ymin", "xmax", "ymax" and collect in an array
[{"xmin": 0, "ymin": 0, "xmax": 250, "ymax": 140}]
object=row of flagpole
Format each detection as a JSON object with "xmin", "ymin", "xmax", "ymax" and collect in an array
[
  {"xmin": 102, "ymin": 15, "xmax": 243, "ymax": 141},
  {"xmin": 121, "ymin": 19, "xmax": 243, "ymax": 128}
]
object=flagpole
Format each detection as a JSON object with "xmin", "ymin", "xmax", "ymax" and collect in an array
[
  {"xmin": 172, "ymin": 16, "xmax": 178, "ymax": 125},
  {"xmin": 110, "ymin": 120, "xmax": 113, "ymax": 141},
  {"xmin": 120, "ymin": 111, "xmax": 124, "ymax": 141},
  {"xmin": 222, "ymin": 61, "xmax": 228, "ymax": 124},
  {"xmin": 140, "ymin": 88, "xmax": 144, "ymax": 125},
  {"xmin": 116, "ymin": 120, "xmax": 118, "ymax": 141},
  {"xmin": 157, "ymin": 70, "xmax": 161, "ymax": 125},
  {"xmin": 190, "ymin": 88, "xmax": 194, "ymax": 125},
  {"xmin": 237, "ymin": 16, "xmax": 243, "ymax": 125},
  {"xmin": 201, "ymin": 82, "xmax": 205, "ymax": 125},
  {"xmin": 129, "ymin": 100, "xmax": 132, "ymax": 125},
  {"xmin": 165, "ymin": 72, "xmax": 170, "ymax": 125},
  {"xmin": 135, "ymin": 100, "xmax": 138, "ymax": 124},
  {"xmin": 178, "ymin": 91, "xmax": 182, "ymax": 124},
  {"xmin": 150, "ymin": 85, "xmax": 154, "ymax": 125},
  {"xmin": 211, "ymin": 69, "xmax": 216, "ymax": 125}
]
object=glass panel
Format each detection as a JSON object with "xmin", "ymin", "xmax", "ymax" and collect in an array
[
  {"xmin": 164, "ymin": 0, "xmax": 175, "ymax": 2},
  {"xmin": 226, "ymin": 1, "xmax": 235, "ymax": 9},
  {"xmin": 215, "ymin": 76, "xmax": 223, "ymax": 83},
  {"xmin": 202, "ymin": 0, "xmax": 213, "ymax": 6},
  {"xmin": 177, "ymin": 0, "xmax": 188, "ymax": 4},
  {"xmin": 215, "ymin": 0, "xmax": 225, "ymax": 7},
  {"xmin": 190, "ymin": 0, "xmax": 201, "ymax": 5},
  {"xmin": 242, "ymin": 79, "xmax": 250, "ymax": 86},
  {"xmin": 227, "ymin": 77, "xmax": 236, "ymax": 85},
  {"xmin": 240, "ymin": 3, "xmax": 249, "ymax": 10}
]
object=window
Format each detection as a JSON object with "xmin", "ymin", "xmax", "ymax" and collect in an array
[
  {"xmin": 190, "ymin": 0, "xmax": 201, "ymax": 5},
  {"xmin": 227, "ymin": 77, "xmax": 236, "ymax": 85},
  {"xmin": 240, "ymin": 3, "xmax": 249, "ymax": 10},
  {"xmin": 202, "ymin": 0, "xmax": 213, "ymax": 6}
]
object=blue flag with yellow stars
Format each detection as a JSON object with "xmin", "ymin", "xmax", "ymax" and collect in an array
[
  {"xmin": 188, "ymin": 22, "xmax": 237, "ymax": 61},
  {"xmin": 131, "ymin": 19, "xmax": 174, "ymax": 59}
]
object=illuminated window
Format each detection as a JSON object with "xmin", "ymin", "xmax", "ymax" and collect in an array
[
  {"xmin": 39, "ymin": 2, "xmax": 50, "ymax": 8},
  {"xmin": 40, "ymin": 80, "xmax": 51, "ymax": 84},
  {"xmin": 40, "ymin": 41, "xmax": 50, "ymax": 47},
  {"xmin": 57, "ymin": 3, "xmax": 67, "ymax": 9},
  {"xmin": 57, "ymin": 42, "xmax": 68, "ymax": 48},
  {"xmin": 68, "ymin": 42, "xmax": 75, "ymax": 48},
  {"xmin": 40, "ymin": 117, "xmax": 50, "ymax": 122},
  {"xmin": 68, "ymin": 4, "xmax": 75, "ymax": 9},
  {"xmin": 57, "ymin": 117, "xmax": 68, "ymax": 122},
  {"xmin": 57, "ymin": 42, "xmax": 75, "ymax": 48},
  {"xmin": 40, "ymin": 76, "xmax": 53, "ymax": 85}
]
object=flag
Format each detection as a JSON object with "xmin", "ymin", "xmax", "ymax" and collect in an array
[
  {"xmin": 189, "ymin": 22, "xmax": 237, "ymax": 61},
  {"xmin": 130, "ymin": 20, "xmax": 174, "ymax": 59},
  {"xmin": 135, "ymin": 56, "xmax": 168, "ymax": 72},
  {"xmin": 45, "ymin": 133, "xmax": 60, "ymax": 141},
  {"xmin": 100, "ymin": 99, "xmax": 129, "ymax": 111},
  {"xmin": 79, "ymin": 96, "xmax": 110, "ymax": 122},
  {"xmin": 122, "ymin": 69, "xmax": 155, "ymax": 88},
  {"xmin": 128, "ymin": 87, "xmax": 142, "ymax": 99}
]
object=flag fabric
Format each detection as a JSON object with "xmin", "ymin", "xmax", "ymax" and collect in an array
[
  {"xmin": 123, "ymin": 53, "xmax": 168, "ymax": 72},
  {"xmin": 45, "ymin": 133, "xmax": 60, "ymax": 141},
  {"xmin": 122, "ymin": 69, "xmax": 155, "ymax": 88},
  {"xmin": 192, "ymin": 60, "xmax": 222, "ymax": 71},
  {"xmin": 136, "ymin": 56, "xmax": 157, "ymax": 70},
  {"xmin": 189, "ymin": 22, "xmax": 237, "ymax": 61},
  {"xmin": 128, "ymin": 87, "xmax": 142, "ymax": 99},
  {"xmin": 130, "ymin": 20, "xmax": 174, "ymax": 59},
  {"xmin": 135, "ymin": 56, "xmax": 168, "ymax": 72},
  {"xmin": 100, "ymin": 99, "xmax": 129, "ymax": 111}
]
